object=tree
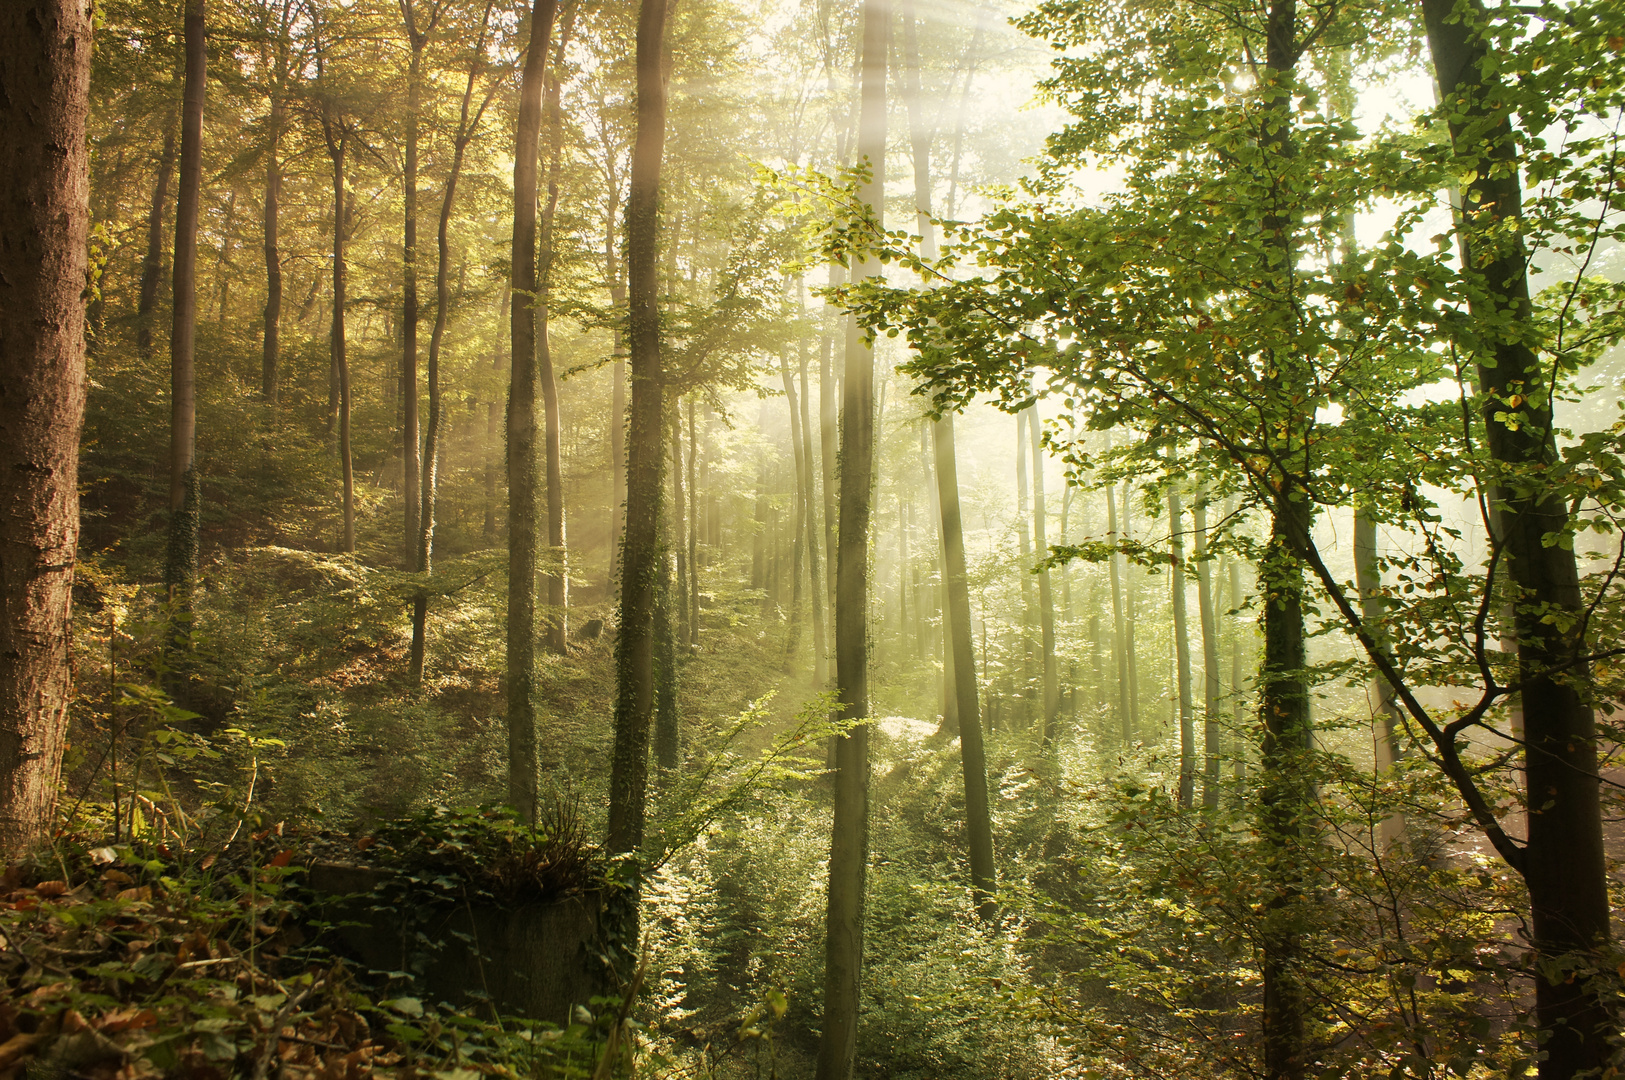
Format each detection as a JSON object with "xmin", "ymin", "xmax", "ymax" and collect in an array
[
  {"xmin": 817, "ymin": 0, "xmax": 885, "ymax": 1075},
  {"xmin": 0, "ymin": 0, "xmax": 93, "ymax": 854},
  {"xmin": 508, "ymin": 0, "xmax": 557, "ymax": 825},
  {"xmin": 606, "ymin": 0, "xmax": 668, "ymax": 856},
  {"xmin": 165, "ymin": 0, "xmax": 206, "ymax": 605}
]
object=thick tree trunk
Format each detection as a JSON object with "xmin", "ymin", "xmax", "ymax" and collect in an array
[
  {"xmin": 137, "ymin": 112, "xmax": 177, "ymax": 362},
  {"xmin": 1193, "ymin": 488, "xmax": 1221, "ymax": 810},
  {"xmin": 606, "ymin": 0, "xmax": 667, "ymax": 856},
  {"xmin": 1421, "ymin": 4, "xmax": 1611, "ymax": 1072},
  {"xmin": 1027, "ymin": 406, "xmax": 1057, "ymax": 741},
  {"xmin": 508, "ymin": 0, "xmax": 557, "ymax": 826},
  {"xmin": 165, "ymin": 0, "xmax": 206, "ymax": 606},
  {"xmin": 0, "ymin": 0, "xmax": 92, "ymax": 855},
  {"xmin": 1169, "ymin": 474, "xmax": 1194, "ymax": 807},
  {"xmin": 538, "ymin": 0, "xmax": 577, "ymax": 655},
  {"xmin": 818, "ymin": 2, "xmax": 886, "ymax": 1076}
]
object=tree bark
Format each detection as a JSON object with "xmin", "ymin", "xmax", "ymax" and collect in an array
[
  {"xmin": 1106, "ymin": 476, "xmax": 1129, "ymax": 742},
  {"xmin": 165, "ymin": 0, "xmax": 206, "ymax": 605},
  {"xmin": 0, "ymin": 0, "xmax": 92, "ymax": 855},
  {"xmin": 1421, "ymin": 4, "xmax": 1611, "ymax": 1072},
  {"xmin": 606, "ymin": 0, "xmax": 667, "ymax": 856},
  {"xmin": 508, "ymin": 0, "xmax": 557, "ymax": 826},
  {"xmin": 1027, "ymin": 405, "xmax": 1057, "ymax": 741},
  {"xmin": 411, "ymin": 1, "xmax": 496, "ymax": 686},
  {"xmin": 671, "ymin": 403, "xmax": 689, "ymax": 648},
  {"xmin": 798, "ymin": 328, "xmax": 827, "ymax": 685},
  {"xmin": 137, "ymin": 112, "xmax": 177, "ymax": 362},
  {"xmin": 261, "ymin": 71, "xmax": 283, "ymax": 404},
  {"xmin": 319, "ymin": 113, "xmax": 353, "ymax": 554},
  {"xmin": 1169, "ymin": 470, "xmax": 1194, "ymax": 808},
  {"xmin": 1014, "ymin": 410, "xmax": 1035, "ymax": 721},
  {"xmin": 818, "ymin": 1, "xmax": 886, "ymax": 1076},
  {"xmin": 687, "ymin": 396, "xmax": 699, "ymax": 646},
  {"xmin": 538, "ymin": 0, "xmax": 578, "ymax": 655},
  {"xmin": 1192, "ymin": 487, "xmax": 1222, "ymax": 810}
]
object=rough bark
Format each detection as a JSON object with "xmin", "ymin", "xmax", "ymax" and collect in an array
[
  {"xmin": 508, "ymin": 0, "xmax": 557, "ymax": 826},
  {"xmin": 0, "ymin": 0, "xmax": 92, "ymax": 855},
  {"xmin": 606, "ymin": 0, "xmax": 667, "ymax": 856}
]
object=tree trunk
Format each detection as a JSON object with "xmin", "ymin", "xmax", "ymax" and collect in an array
[
  {"xmin": 261, "ymin": 84, "xmax": 283, "ymax": 404},
  {"xmin": 687, "ymin": 398, "xmax": 700, "ymax": 644},
  {"xmin": 1421, "ymin": 5, "xmax": 1611, "ymax": 1071},
  {"xmin": 402, "ymin": 40, "xmax": 423, "ymax": 567},
  {"xmin": 820, "ymin": 262, "xmax": 842, "ymax": 620},
  {"xmin": 538, "ymin": 0, "xmax": 578, "ymax": 655},
  {"xmin": 1169, "ymin": 471, "xmax": 1194, "ymax": 808},
  {"xmin": 1014, "ymin": 410, "xmax": 1035, "ymax": 722},
  {"xmin": 508, "ymin": 0, "xmax": 557, "ymax": 826},
  {"xmin": 0, "ymin": 0, "xmax": 92, "ymax": 855},
  {"xmin": 818, "ymin": 1, "xmax": 886, "ymax": 1075},
  {"xmin": 137, "ymin": 112, "xmax": 177, "ymax": 362},
  {"xmin": 671, "ymin": 403, "xmax": 689, "ymax": 648},
  {"xmin": 1122, "ymin": 483, "xmax": 1140, "ymax": 735},
  {"xmin": 319, "ymin": 116, "xmax": 354, "ymax": 554},
  {"xmin": 484, "ymin": 287, "xmax": 508, "ymax": 544},
  {"xmin": 782, "ymin": 355, "xmax": 810, "ymax": 671},
  {"xmin": 410, "ymin": 4, "xmax": 495, "ymax": 686},
  {"xmin": 165, "ymin": 0, "xmax": 206, "ymax": 606},
  {"xmin": 798, "ymin": 320, "xmax": 827, "ymax": 685},
  {"xmin": 606, "ymin": 0, "xmax": 667, "ymax": 856},
  {"xmin": 1027, "ymin": 406, "xmax": 1057, "ymax": 741},
  {"xmin": 1192, "ymin": 487, "xmax": 1222, "ymax": 810},
  {"xmin": 1106, "ymin": 478, "xmax": 1129, "ymax": 741},
  {"xmin": 934, "ymin": 416, "xmax": 996, "ymax": 918}
]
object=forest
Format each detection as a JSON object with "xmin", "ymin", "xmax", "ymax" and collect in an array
[{"xmin": 2, "ymin": 0, "xmax": 1624, "ymax": 1075}]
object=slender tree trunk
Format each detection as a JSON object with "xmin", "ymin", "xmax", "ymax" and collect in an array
[
  {"xmin": 1193, "ymin": 487, "xmax": 1222, "ymax": 810},
  {"xmin": 137, "ymin": 112, "xmax": 177, "ymax": 362},
  {"xmin": 325, "ymin": 129, "xmax": 354, "ymax": 554},
  {"xmin": 934, "ymin": 416, "xmax": 995, "ymax": 917},
  {"xmin": 402, "ymin": 42, "xmax": 423, "ymax": 566},
  {"xmin": 671, "ymin": 403, "xmax": 689, "ymax": 648},
  {"xmin": 1014, "ymin": 411, "xmax": 1035, "ymax": 721},
  {"xmin": 1106, "ymin": 478, "xmax": 1129, "ymax": 741},
  {"xmin": 798, "ymin": 318, "xmax": 827, "ymax": 685},
  {"xmin": 485, "ymin": 287, "xmax": 508, "ymax": 543},
  {"xmin": 1122, "ymin": 483, "xmax": 1140, "ymax": 734},
  {"xmin": 607, "ymin": 0, "xmax": 667, "ymax": 856},
  {"xmin": 782, "ymin": 354, "xmax": 811, "ymax": 670},
  {"xmin": 0, "ymin": 0, "xmax": 92, "ymax": 855},
  {"xmin": 687, "ymin": 396, "xmax": 699, "ymax": 645},
  {"xmin": 261, "ymin": 85, "xmax": 283, "ymax": 404},
  {"xmin": 653, "ymin": 505, "xmax": 677, "ymax": 770},
  {"xmin": 508, "ymin": 0, "xmax": 558, "ymax": 825},
  {"xmin": 818, "ymin": 1, "xmax": 886, "ymax": 1074},
  {"xmin": 538, "ymin": 0, "xmax": 578, "ymax": 655},
  {"xmin": 820, "ymin": 263, "xmax": 842, "ymax": 620},
  {"xmin": 1353, "ymin": 505, "xmax": 1403, "ymax": 842},
  {"xmin": 1027, "ymin": 406, "xmax": 1057, "ymax": 741},
  {"xmin": 1169, "ymin": 470, "xmax": 1194, "ymax": 807},
  {"xmin": 411, "ymin": 7, "xmax": 495, "ymax": 686},
  {"xmin": 165, "ymin": 0, "xmax": 206, "ymax": 607},
  {"xmin": 1421, "ymin": 9, "xmax": 1610, "ymax": 1071},
  {"xmin": 1229, "ymin": 543, "xmax": 1247, "ymax": 777}
]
